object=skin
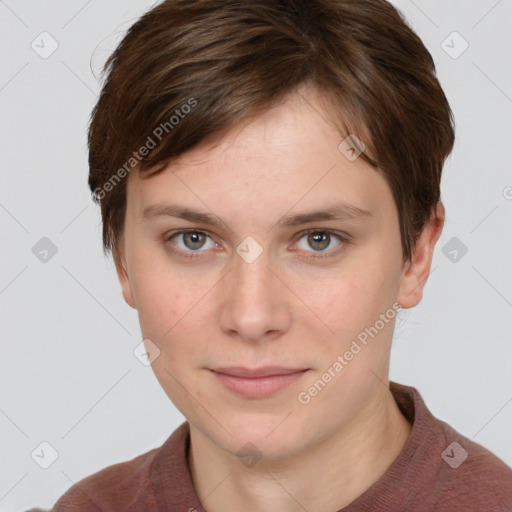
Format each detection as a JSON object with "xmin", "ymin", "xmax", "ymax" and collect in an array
[{"xmin": 115, "ymin": 86, "xmax": 444, "ymax": 511}]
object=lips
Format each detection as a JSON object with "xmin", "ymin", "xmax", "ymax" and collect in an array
[
  {"xmin": 209, "ymin": 367, "xmax": 309, "ymax": 398},
  {"xmin": 210, "ymin": 366, "xmax": 307, "ymax": 378}
]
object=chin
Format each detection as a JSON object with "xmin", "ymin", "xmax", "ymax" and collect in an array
[{"xmin": 207, "ymin": 416, "xmax": 310, "ymax": 463}]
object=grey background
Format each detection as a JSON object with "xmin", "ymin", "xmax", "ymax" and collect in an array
[{"xmin": 0, "ymin": 0, "xmax": 511, "ymax": 509}]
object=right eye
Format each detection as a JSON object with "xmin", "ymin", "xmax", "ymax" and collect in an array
[{"xmin": 164, "ymin": 230, "xmax": 219, "ymax": 258}]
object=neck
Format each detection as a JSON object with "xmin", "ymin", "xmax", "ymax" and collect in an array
[{"xmin": 187, "ymin": 381, "xmax": 412, "ymax": 512}]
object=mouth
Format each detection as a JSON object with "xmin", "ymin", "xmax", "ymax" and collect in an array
[{"xmin": 209, "ymin": 367, "xmax": 309, "ymax": 398}]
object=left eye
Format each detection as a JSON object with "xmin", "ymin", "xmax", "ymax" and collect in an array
[{"xmin": 294, "ymin": 230, "xmax": 344, "ymax": 254}]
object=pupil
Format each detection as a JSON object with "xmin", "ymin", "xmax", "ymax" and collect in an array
[
  {"xmin": 185, "ymin": 232, "xmax": 205, "ymax": 250},
  {"xmin": 309, "ymin": 232, "xmax": 329, "ymax": 251}
]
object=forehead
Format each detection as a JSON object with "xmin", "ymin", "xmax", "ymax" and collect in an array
[{"xmin": 127, "ymin": 89, "xmax": 393, "ymax": 224}]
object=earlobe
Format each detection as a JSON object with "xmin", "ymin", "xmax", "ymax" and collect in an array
[
  {"xmin": 114, "ymin": 249, "xmax": 136, "ymax": 309},
  {"xmin": 397, "ymin": 202, "xmax": 445, "ymax": 309}
]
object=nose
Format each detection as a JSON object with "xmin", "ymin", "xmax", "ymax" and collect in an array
[{"xmin": 218, "ymin": 244, "xmax": 292, "ymax": 343}]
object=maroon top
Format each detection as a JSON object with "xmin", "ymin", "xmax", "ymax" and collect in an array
[{"xmin": 51, "ymin": 381, "xmax": 512, "ymax": 511}]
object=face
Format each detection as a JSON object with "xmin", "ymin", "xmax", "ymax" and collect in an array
[{"xmin": 116, "ymin": 87, "xmax": 437, "ymax": 461}]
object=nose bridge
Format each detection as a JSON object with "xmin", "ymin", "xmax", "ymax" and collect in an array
[
  {"xmin": 231, "ymin": 242, "xmax": 275, "ymax": 308},
  {"xmin": 220, "ymin": 239, "xmax": 289, "ymax": 340}
]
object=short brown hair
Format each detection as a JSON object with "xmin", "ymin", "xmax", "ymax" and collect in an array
[{"xmin": 88, "ymin": 0, "xmax": 455, "ymax": 266}]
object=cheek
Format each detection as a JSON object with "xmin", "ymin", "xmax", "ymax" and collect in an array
[
  {"xmin": 299, "ymin": 269, "xmax": 378, "ymax": 328},
  {"xmin": 132, "ymin": 269, "xmax": 212, "ymax": 359},
  {"xmin": 131, "ymin": 275, "xmax": 190, "ymax": 353},
  {"xmin": 128, "ymin": 245, "xmax": 196, "ymax": 325},
  {"xmin": 303, "ymin": 267, "xmax": 397, "ymax": 357}
]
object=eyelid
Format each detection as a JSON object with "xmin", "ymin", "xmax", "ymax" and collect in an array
[
  {"xmin": 164, "ymin": 228, "xmax": 212, "ymax": 243},
  {"xmin": 291, "ymin": 227, "xmax": 349, "ymax": 242}
]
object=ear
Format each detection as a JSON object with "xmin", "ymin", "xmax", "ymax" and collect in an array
[
  {"xmin": 114, "ymin": 236, "xmax": 136, "ymax": 309},
  {"xmin": 397, "ymin": 202, "xmax": 445, "ymax": 309}
]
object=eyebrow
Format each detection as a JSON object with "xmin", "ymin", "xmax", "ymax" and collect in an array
[{"xmin": 142, "ymin": 201, "xmax": 373, "ymax": 229}]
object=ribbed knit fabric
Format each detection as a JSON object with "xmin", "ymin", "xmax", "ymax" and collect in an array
[{"xmin": 52, "ymin": 381, "xmax": 512, "ymax": 511}]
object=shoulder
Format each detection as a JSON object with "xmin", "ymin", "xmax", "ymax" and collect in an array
[
  {"xmin": 51, "ymin": 421, "xmax": 192, "ymax": 511},
  {"xmin": 389, "ymin": 382, "xmax": 512, "ymax": 510},
  {"xmin": 51, "ymin": 446, "xmax": 160, "ymax": 511},
  {"xmin": 414, "ymin": 415, "xmax": 512, "ymax": 510}
]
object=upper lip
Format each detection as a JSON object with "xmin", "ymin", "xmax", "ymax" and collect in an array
[{"xmin": 210, "ymin": 366, "xmax": 308, "ymax": 378}]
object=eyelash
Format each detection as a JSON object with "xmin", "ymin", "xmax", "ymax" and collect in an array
[{"xmin": 163, "ymin": 228, "xmax": 350, "ymax": 260}]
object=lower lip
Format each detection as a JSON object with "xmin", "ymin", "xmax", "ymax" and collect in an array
[{"xmin": 210, "ymin": 370, "xmax": 308, "ymax": 398}]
